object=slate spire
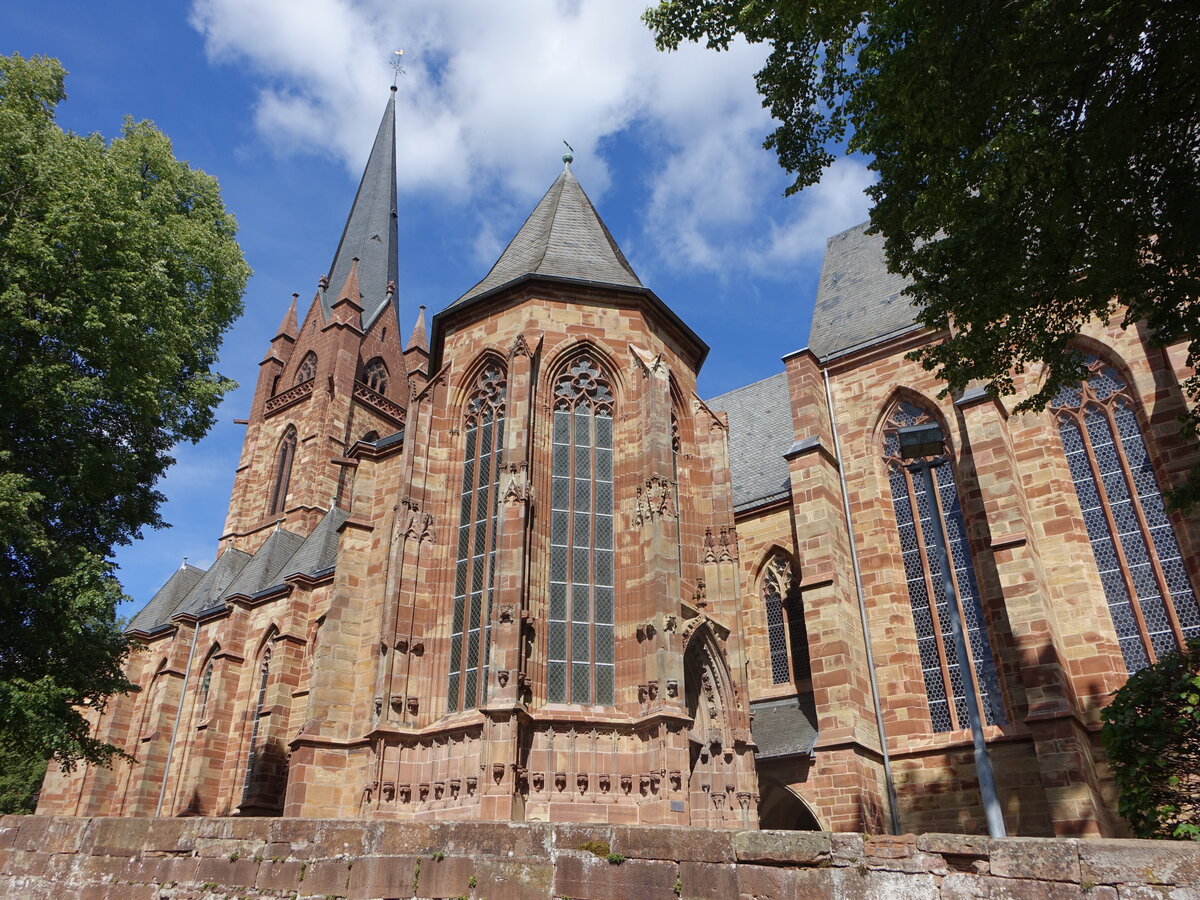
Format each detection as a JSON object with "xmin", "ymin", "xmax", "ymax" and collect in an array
[
  {"xmin": 453, "ymin": 160, "xmax": 642, "ymax": 306},
  {"xmin": 323, "ymin": 88, "xmax": 400, "ymax": 326}
]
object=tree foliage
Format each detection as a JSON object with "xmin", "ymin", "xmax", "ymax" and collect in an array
[
  {"xmin": 645, "ymin": 0, "xmax": 1200, "ymax": 502},
  {"xmin": 0, "ymin": 54, "xmax": 249, "ymax": 773},
  {"xmin": 1101, "ymin": 641, "xmax": 1200, "ymax": 840}
]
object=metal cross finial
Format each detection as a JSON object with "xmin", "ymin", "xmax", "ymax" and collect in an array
[{"xmin": 390, "ymin": 49, "xmax": 406, "ymax": 88}]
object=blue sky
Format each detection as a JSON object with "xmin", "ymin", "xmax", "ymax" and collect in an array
[{"xmin": 3, "ymin": 1, "xmax": 873, "ymax": 617}]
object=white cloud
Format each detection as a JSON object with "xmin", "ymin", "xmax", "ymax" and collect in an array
[{"xmin": 189, "ymin": 0, "xmax": 868, "ymax": 275}]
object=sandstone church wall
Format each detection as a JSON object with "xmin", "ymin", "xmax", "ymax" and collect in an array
[{"xmin": 4, "ymin": 815, "xmax": 1200, "ymax": 899}]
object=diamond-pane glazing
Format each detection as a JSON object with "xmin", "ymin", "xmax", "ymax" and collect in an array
[
  {"xmin": 885, "ymin": 401, "xmax": 1005, "ymax": 732},
  {"xmin": 1052, "ymin": 357, "xmax": 1200, "ymax": 672},
  {"xmin": 448, "ymin": 365, "xmax": 506, "ymax": 712}
]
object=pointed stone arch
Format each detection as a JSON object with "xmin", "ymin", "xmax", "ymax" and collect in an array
[
  {"xmin": 541, "ymin": 336, "xmax": 626, "ymax": 403},
  {"xmin": 681, "ymin": 618, "xmax": 741, "ymax": 824},
  {"xmin": 757, "ymin": 779, "xmax": 823, "ymax": 831}
]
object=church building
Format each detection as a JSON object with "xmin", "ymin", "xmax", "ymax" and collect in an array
[{"xmin": 38, "ymin": 88, "xmax": 1200, "ymax": 837}]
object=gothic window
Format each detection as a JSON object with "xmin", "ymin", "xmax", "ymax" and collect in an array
[
  {"xmin": 761, "ymin": 554, "xmax": 807, "ymax": 685},
  {"xmin": 294, "ymin": 351, "xmax": 317, "ymax": 385},
  {"xmin": 1051, "ymin": 354, "xmax": 1200, "ymax": 671},
  {"xmin": 197, "ymin": 661, "xmax": 214, "ymax": 721},
  {"xmin": 548, "ymin": 357, "xmax": 615, "ymax": 705},
  {"xmin": 363, "ymin": 357, "xmax": 388, "ymax": 394},
  {"xmin": 242, "ymin": 645, "xmax": 271, "ymax": 799},
  {"xmin": 268, "ymin": 426, "xmax": 297, "ymax": 517},
  {"xmin": 447, "ymin": 364, "xmax": 506, "ymax": 712},
  {"xmin": 883, "ymin": 400, "xmax": 1006, "ymax": 733}
]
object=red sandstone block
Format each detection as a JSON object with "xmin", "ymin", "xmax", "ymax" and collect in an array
[
  {"xmin": 91, "ymin": 818, "xmax": 152, "ymax": 857},
  {"xmin": 732, "ymin": 830, "xmax": 830, "ymax": 865},
  {"xmin": 680, "ymin": 861, "xmax": 737, "ymax": 899},
  {"xmin": 612, "ymin": 825, "xmax": 734, "ymax": 863},
  {"xmin": 473, "ymin": 857, "xmax": 556, "ymax": 900},
  {"xmin": 440, "ymin": 820, "xmax": 553, "ymax": 858},
  {"xmin": 555, "ymin": 854, "xmax": 677, "ymax": 900},
  {"xmin": 942, "ymin": 872, "xmax": 1087, "ymax": 899},
  {"xmin": 345, "ymin": 855, "xmax": 420, "ymax": 899},
  {"xmin": 298, "ymin": 857, "xmax": 352, "ymax": 897},
  {"xmin": 1079, "ymin": 838, "xmax": 1200, "ymax": 886},
  {"xmin": 195, "ymin": 855, "xmax": 263, "ymax": 888},
  {"xmin": 419, "ymin": 854, "xmax": 476, "ymax": 898},
  {"xmin": 989, "ymin": 837, "xmax": 1080, "ymax": 883}
]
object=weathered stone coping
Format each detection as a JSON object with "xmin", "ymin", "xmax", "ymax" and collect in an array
[{"xmin": 2, "ymin": 815, "xmax": 1199, "ymax": 898}]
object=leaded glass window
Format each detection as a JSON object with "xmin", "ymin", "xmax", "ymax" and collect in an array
[
  {"xmin": 1051, "ymin": 354, "xmax": 1200, "ymax": 672},
  {"xmin": 447, "ymin": 364, "xmax": 506, "ymax": 712},
  {"xmin": 762, "ymin": 555, "xmax": 806, "ymax": 685},
  {"xmin": 294, "ymin": 351, "xmax": 317, "ymax": 385},
  {"xmin": 198, "ymin": 661, "xmax": 214, "ymax": 721},
  {"xmin": 268, "ymin": 426, "xmax": 297, "ymax": 517},
  {"xmin": 242, "ymin": 646, "xmax": 271, "ymax": 799},
  {"xmin": 548, "ymin": 358, "xmax": 615, "ymax": 705},
  {"xmin": 363, "ymin": 357, "xmax": 388, "ymax": 394},
  {"xmin": 884, "ymin": 401, "xmax": 1006, "ymax": 733}
]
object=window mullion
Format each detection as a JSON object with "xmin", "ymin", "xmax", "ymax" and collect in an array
[
  {"xmin": 1102, "ymin": 398, "xmax": 1188, "ymax": 651},
  {"xmin": 1077, "ymin": 406, "xmax": 1157, "ymax": 664},
  {"xmin": 904, "ymin": 463, "xmax": 959, "ymax": 731}
]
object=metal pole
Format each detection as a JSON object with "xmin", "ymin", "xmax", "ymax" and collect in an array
[{"xmin": 910, "ymin": 459, "xmax": 1007, "ymax": 838}]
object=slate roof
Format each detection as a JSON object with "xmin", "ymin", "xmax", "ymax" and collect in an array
[
  {"xmin": 127, "ymin": 564, "xmax": 207, "ymax": 634},
  {"xmin": 707, "ymin": 372, "xmax": 793, "ymax": 512},
  {"xmin": 807, "ymin": 222, "xmax": 918, "ymax": 360},
  {"xmin": 277, "ymin": 507, "xmax": 348, "ymax": 581},
  {"xmin": 323, "ymin": 90, "xmax": 399, "ymax": 329},
  {"xmin": 452, "ymin": 165, "xmax": 642, "ymax": 306},
  {"xmin": 750, "ymin": 696, "xmax": 819, "ymax": 760},
  {"xmin": 172, "ymin": 548, "xmax": 252, "ymax": 619},
  {"xmin": 220, "ymin": 528, "xmax": 306, "ymax": 600}
]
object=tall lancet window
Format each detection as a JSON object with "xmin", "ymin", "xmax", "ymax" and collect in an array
[
  {"xmin": 242, "ymin": 644, "xmax": 271, "ymax": 800},
  {"xmin": 447, "ymin": 364, "xmax": 506, "ymax": 712},
  {"xmin": 762, "ymin": 554, "xmax": 807, "ymax": 685},
  {"xmin": 548, "ymin": 357, "xmax": 615, "ymax": 705},
  {"xmin": 1051, "ymin": 354, "xmax": 1200, "ymax": 672},
  {"xmin": 268, "ymin": 426, "xmax": 297, "ymax": 517},
  {"xmin": 884, "ymin": 400, "xmax": 1006, "ymax": 733}
]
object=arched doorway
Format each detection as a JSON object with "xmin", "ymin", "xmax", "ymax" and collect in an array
[{"xmin": 758, "ymin": 780, "xmax": 822, "ymax": 830}]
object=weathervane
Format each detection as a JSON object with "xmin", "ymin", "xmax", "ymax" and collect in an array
[
  {"xmin": 562, "ymin": 140, "xmax": 574, "ymax": 167},
  {"xmin": 391, "ymin": 49, "xmax": 406, "ymax": 88}
]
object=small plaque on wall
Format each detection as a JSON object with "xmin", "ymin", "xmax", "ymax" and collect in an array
[{"xmin": 670, "ymin": 800, "xmax": 685, "ymax": 812}]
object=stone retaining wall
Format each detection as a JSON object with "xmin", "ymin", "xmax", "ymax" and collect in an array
[{"xmin": 2, "ymin": 816, "xmax": 1199, "ymax": 899}]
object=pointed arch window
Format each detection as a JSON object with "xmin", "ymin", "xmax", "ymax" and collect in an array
[
  {"xmin": 548, "ymin": 357, "xmax": 615, "ymax": 705},
  {"xmin": 268, "ymin": 426, "xmax": 297, "ymax": 517},
  {"xmin": 762, "ymin": 554, "xmax": 808, "ymax": 685},
  {"xmin": 1051, "ymin": 354, "xmax": 1200, "ymax": 672},
  {"xmin": 294, "ymin": 351, "xmax": 317, "ymax": 385},
  {"xmin": 363, "ymin": 357, "xmax": 389, "ymax": 394},
  {"xmin": 884, "ymin": 400, "xmax": 1005, "ymax": 733},
  {"xmin": 197, "ymin": 661, "xmax": 214, "ymax": 721},
  {"xmin": 242, "ymin": 645, "xmax": 271, "ymax": 800},
  {"xmin": 447, "ymin": 364, "xmax": 506, "ymax": 712}
]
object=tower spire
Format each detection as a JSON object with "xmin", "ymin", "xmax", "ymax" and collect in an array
[{"xmin": 323, "ymin": 90, "xmax": 399, "ymax": 327}]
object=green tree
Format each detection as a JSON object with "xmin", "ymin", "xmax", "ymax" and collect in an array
[
  {"xmin": 1101, "ymin": 641, "xmax": 1200, "ymax": 840},
  {"xmin": 0, "ymin": 54, "xmax": 249, "ymax": 779},
  {"xmin": 645, "ymin": 1, "xmax": 1200, "ymax": 502}
]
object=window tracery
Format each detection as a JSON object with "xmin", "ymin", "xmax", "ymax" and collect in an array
[
  {"xmin": 761, "ymin": 554, "xmax": 806, "ymax": 685},
  {"xmin": 1051, "ymin": 354, "xmax": 1200, "ymax": 671},
  {"xmin": 447, "ymin": 364, "xmax": 506, "ymax": 712},
  {"xmin": 548, "ymin": 357, "xmax": 615, "ymax": 705},
  {"xmin": 363, "ymin": 357, "xmax": 388, "ymax": 394},
  {"xmin": 294, "ymin": 351, "xmax": 317, "ymax": 385},
  {"xmin": 198, "ymin": 661, "xmax": 214, "ymax": 721},
  {"xmin": 883, "ymin": 400, "xmax": 1006, "ymax": 733}
]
